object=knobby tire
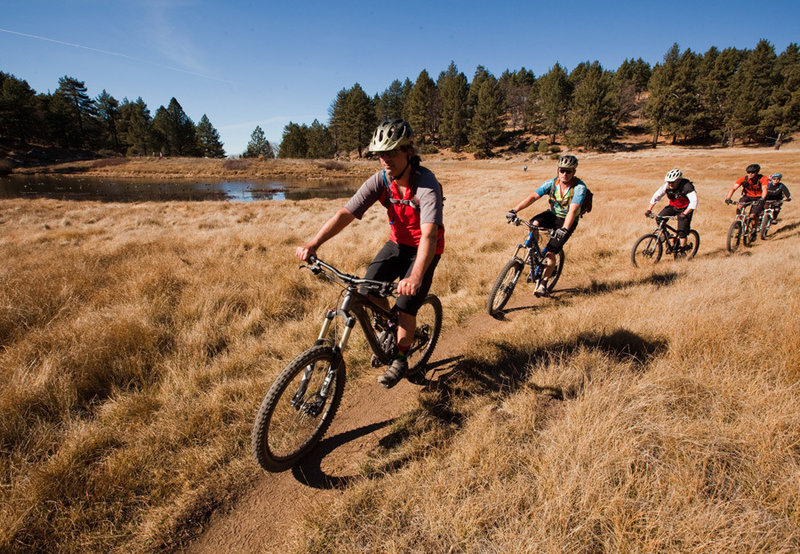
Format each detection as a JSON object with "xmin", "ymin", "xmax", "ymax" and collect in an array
[
  {"xmin": 405, "ymin": 294, "xmax": 443, "ymax": 384},
  {"xmin": 631, "ymin": 233, "xmax": 663, "ymax": 267},
  {"xmin": 726, "ymin": 221, "xmax": 742, "ymax": 253},
  {"xmin": 674, "ymin": 230, "xmax": 700, "ymax": 261},
  {"xmin": 544, "ymin": 250, "xmax": 565, "ymax": 293},
  {"xmin": 487, "ymin": 258, "xmax": 524, "ymax": 316},
  {"xmin": 760, "ymin": 216, "xmax": 772, "ymax": 240},
  {"xmin": 251, "ymin": 345, "xmax": 345, "ymax": 472}
]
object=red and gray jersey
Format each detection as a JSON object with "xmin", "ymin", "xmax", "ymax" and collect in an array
[{"xmin": 344, "ymin": 166, "xmax": 445, "ymax": 254}]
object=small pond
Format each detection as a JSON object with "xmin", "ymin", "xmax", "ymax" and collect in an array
[{"xmin": 0, "ymin": 175, "xmax": 362, "ymax": 202}]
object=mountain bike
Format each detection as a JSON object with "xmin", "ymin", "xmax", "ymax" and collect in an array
[
  {"xmin": 630, "ymin": 213, "xmax": 700, "ymax": 267},
  {"xmin": 486, "ymin": 214, "xmax": 565, "ymax": 317},
  {"xmin": 759, "ymin": 199, "xmax": 791, "ymax": 240},
  {"xmin": 251, "ymin": 256, "xmax": 442, "ymax": 472},
  {"xmin": 726, "ymin": 198, "xmax": 758, "ymax": 253}
]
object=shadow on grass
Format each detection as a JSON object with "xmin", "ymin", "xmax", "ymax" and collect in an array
[
  {"xmin": 367, "ymin": 327, "xmax": 668, "ymax": 476},
  {"xmin": 293, "ymin": 419, "xmax": 395, "ymax": 489}
]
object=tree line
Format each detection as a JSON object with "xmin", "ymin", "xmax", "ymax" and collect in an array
[
  {"xmin": 2, "ymin": 40, "xmax": 799, "ymax": 160},
  {"xmin": 0, "ymin": 74, "xmax": 227, "ymax": 158},
  {"xmin": 280, "ymin": 40, "xmax": 800, "ymax": 158}
]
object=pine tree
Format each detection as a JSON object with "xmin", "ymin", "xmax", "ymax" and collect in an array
[
  {"xmin": 697, "ymin": 46, "xmax": 744, "ymax": 146},
  {"xmin": 729, "ymin": 40, "xmax": 778, "ymax": 143},
  {"xmin": 437, "ymin": 62, "xmax": 469, "ymax": 149},
  {"xmin": 538, "ymin": 63, "xmax": 572, "ymax": 144},
  {"xmin": 329, "ymin": 84, "xmax": 375, "ymax": 156},
  {"xmin": 375, "ymin": 79, "xmax": 408, "ymax": 122},
  {"xmin": 95, "ymin": 90, "xmax": 121, "ymax": 153},
  {"xmin": 759, "ymin": 43, "xmax": 800, "ymax": 147},
  {"xmin": 119, "ymin": 97, "xmax": 152, "ymax": 156},
  {"xmin": 245, "ymin": 125, "xmax": 275, "ymax": 158},
  {"xmin": 55, "ymin": 75, "xmax": 96, "ymax": 148},
  {"xmin": 277, "ymin": 122, "xmax": 307, "ymax": 158},
  {"xmin": 306, "ymin": 119, "xmax": 335, "ymax": 158},
  {"xmin": 468, "ymin": 76, "xmax": 505, "ymax": 155},
  {"xmin": 612, "ymin": 58, "xmax": 651, "ymax": 125},
  {"xmin": 566, "ymin": 62, "xmax": 617, "ymax": 149},
  {"xmin": 404, "ymin": 70, "xmax": 437, "ymax": 143},
  {"xmin": 499, "ymin": 68, "xmax": 535, "ymax": 131},
  {"xmin": 0, "ymin": 72, "xmax": 37, "ymax": 144},
  {"xmin": 152, "ymin": 98, "xmax": 197, "ymax": 156},
  {"xmin": 195, "ymin": 114, "xmax": 225, "ymax": 158},
  {"xmin": 644, "ymin": 44, "xmax": 680, "ymax": 147}
]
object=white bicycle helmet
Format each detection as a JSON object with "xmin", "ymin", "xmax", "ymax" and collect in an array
[
  {"xmin": 368, "ymin": 119, "xmax": 413, "ymax": 152},
  {"xmin": 665, "ymin": 168, "xmax": 682, "ymax": 182}
]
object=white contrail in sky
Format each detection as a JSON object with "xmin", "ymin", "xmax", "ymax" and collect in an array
[{"xmin": 0, "ymin": 27, "xmax": 233, "ymax": 84}]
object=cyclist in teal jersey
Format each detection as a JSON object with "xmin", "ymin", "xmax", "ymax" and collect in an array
[{"xmin": 506, "ymin": 154, "xmax": 588, "ymax": 297}]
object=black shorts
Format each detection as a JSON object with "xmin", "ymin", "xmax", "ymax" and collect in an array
[
  {"xmin": 362, "ymin": 240, "xmax": 440, "ymax": 316},
  {"xmin": 739, "ymin": 196, "xmax": 764, "ymax": 217},
  {"xmin": 530, "ymin": 210, "xmax": 578, "ymax": 254},
  {"xmin": 658, "ymin": 206, "xmax": 693, "ymax": 238}
]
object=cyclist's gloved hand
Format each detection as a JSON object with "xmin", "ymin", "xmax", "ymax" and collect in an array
[
  {"xmin": 725, "ymin": 198, "xmax": 734, "ymax": 205},
  {"xmin": 787, "ymin": 197, "xmax": 793, "ymax": 202},
  {"xmin": 553, "ymin": 227, "xmax": 568, "ymax": 242},
  {"xmin": 645, "ymin": 210, "xmax": 652, "ymax": 217},
  {"xmin": 506, "ymin": 209, "xmax": 517, "ymax": 222}
]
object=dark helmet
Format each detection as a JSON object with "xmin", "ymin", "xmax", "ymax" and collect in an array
[
  {"xmin": 557, "ymin": 154, "xmax": 579, "ymax": 170},
  {"xmin": 368, "ymin": 119, "xmax": 413, "ymax": 152},
  {"xmin": 746, "ymin": 163, "xmax": 760, "ymax": 173}
]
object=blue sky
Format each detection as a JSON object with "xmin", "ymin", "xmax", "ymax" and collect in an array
[{"xmin": 2, "ymin": 0, "xmax": 799, "ymax": 156}]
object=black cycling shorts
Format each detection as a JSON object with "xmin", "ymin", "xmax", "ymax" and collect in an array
[
  {"xmin": 362, "ymin": 240, "xmax": 440, "ymax": 316},
  {"xmin": 530, "ymin": 210, "xmax": 578, "ymax": 254}
]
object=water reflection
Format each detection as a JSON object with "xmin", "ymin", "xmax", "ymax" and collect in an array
[{"xmin": 0, "ymin": 175, "xmax": 361, "ymax": 202}]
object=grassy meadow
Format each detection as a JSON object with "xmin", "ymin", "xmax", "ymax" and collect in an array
[{"xmin": 1, "ymin": 145, "xmax": 800, "ymax": 552}]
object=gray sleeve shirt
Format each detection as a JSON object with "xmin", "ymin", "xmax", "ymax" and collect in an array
[{"xmin": 345, "ymin": 166, "xmax": 444, "ymax": 228}]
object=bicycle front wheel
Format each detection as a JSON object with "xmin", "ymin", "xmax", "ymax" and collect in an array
[
  {"xmin": 406, "ymin": 294, "xmax": 443, "ymax": 379},
  {"xmin": 726, "ymin": 221, "xmax": 742, "ymax": 253},
  {"xmin": 631, "ymin": 233, "xmax": 663, "ymax": 267},
  {"xmin": 251, "ymin": 345, "xmax": 345, "ymax": 472},
  {"xmin": 487, "ymin": 258, "xmax": 524, "ymax": 316},
  {"xmin": 760, "ymin": 215, "xmax": 772, "ymax": 240}
]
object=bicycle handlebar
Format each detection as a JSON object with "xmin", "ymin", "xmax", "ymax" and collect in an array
[
  {"xmin": 305, "ymin": 256, "xmax": 397, "ymax": 296},
  {"xmin": 506, "ymin": 215, "xmax": 555, "ymax": 234}
]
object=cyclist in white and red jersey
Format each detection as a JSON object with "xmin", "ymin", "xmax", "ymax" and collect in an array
[
  {"xmin": 296, "ymin": 119, "xmax": 444, "ymax": 388},
  {"xmin": 646, "ymin": 168, "xmax": 698, "ymax": 251}
]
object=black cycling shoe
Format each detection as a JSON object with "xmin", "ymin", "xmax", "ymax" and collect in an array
[{"xmin": 378, "ymin": 357, "xmax": 407, "ymax": 389}]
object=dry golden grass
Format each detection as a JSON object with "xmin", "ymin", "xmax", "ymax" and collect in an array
[{"xmin": 2, "ymin": 143, "xmax": 800, "ymax": 552}]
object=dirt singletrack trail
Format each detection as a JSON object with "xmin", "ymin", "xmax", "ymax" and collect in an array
[{"xmin": 184, "ymin": 295, "xmax": 530, "ymax": 554}]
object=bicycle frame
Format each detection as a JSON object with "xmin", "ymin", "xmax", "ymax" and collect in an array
[
  {"xmin": 308, "ymin": 258, "xmax": 398, "ymax": 366},
  {"xmin": 509, "ymin": 218, "xmax": 554, "ymax": 282},
  {"xmin": 650, "ymin": 216, "xmax": 681, "ymax": 253}
]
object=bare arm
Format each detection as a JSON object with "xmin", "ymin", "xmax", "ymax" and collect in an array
[
  {"xmin": 295, "ymin": 207, "xmax": 356, "ymax": 261},
  {"xmin": 562, "ymin": 202, "xmax": 581, "ymax": 231},
  {"xmin": 512, "ymin": 192, "xmax": 541, "ymax": 213}
]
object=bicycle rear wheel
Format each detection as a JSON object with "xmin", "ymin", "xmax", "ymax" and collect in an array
[
  {"xmin": 631, "ymin": 233, "xmax": 663, "ymax": 267},
  {"xmin": 674, "ymin": 230, "xmax": 700, "ymax": 260},
  {"xmin": 251, "ymin": 345, "xmax": 345, "ymax": 472},
  {"xmin": 544, "ymin": 250, "xmax": 565, "ymax": 293},
  {"xmin": 743, "ymin": 219, "xmax": 756, "ymax": 247},
  {"xmin": 487, "ymin": 258, "xmax": 524, "ymax": 316},
  {"xmin": 406, "ymin": 294, "xmax": 442, "ymax": 381},
  {"xmin": 726, "ymin": 221, "xmax": 742, "ymax": 253}
]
